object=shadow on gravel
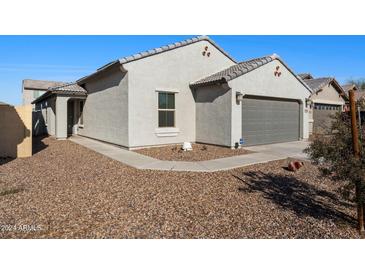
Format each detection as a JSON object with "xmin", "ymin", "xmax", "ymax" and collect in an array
[
  {"xmin": 32, "ymin": 135, "xmax": 48, "ymax": 155},
  {"xmin": 0, "ymin": 157, "xmax": 14, "ymax": 165},
  {"xmin": 234, "ymin": 171, "xmax": 356, "ymax": 226}
]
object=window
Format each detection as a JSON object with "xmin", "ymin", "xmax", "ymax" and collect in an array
[
  {"xmin": 158, "ymin": 92, "xmax": 175, "ymax": 127},
  {"xmin": 79, "ymin": 101, "xmax": 84, "ymax": 126},
  {"xmin": 34, "ymin": 90, "xmax": 41, "ymax": 99}
]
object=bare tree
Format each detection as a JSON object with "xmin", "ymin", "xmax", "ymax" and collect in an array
[{"xmin": 347, "ymin": 78, "xmax": 365, "ymax": 90}]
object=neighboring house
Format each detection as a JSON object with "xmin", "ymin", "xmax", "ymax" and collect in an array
[
  {"xmin": 342, "ymin": 83, "xmax": 365, "ymax": 102},
  {"xmin": 32, "ymin": 36, "xmax": 312, "ymax": 148},
  {"xmin": 299, "ymin": 73, "xmax": 348, "ymax": 134},
  {"xmin": 342, "ymin": 84, "xmax": 365, "ymax": 124},
  {"xmin": 22, "ymin": 79, "xmax": 65, "ymax": 108}
]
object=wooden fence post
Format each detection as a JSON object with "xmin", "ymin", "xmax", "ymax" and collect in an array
[{"xmin": 349, "ymin": 90, "xmax": 364, "ymax": 234}]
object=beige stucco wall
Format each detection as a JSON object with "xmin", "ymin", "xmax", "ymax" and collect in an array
[
  {"xmin": 310, "ymin": 84, "xmax": 345, "ymax": 105},
  {"xmin": 124, "ymin": 39, "xmax": 235, "ymax": 148},
  {"xmin": 0, "ymin": 104, "xmax": 32, "ymax": 158}
]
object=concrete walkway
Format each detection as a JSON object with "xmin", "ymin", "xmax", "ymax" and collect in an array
[{"xmin": 70, "ymin": 136, "xmax": 309, "ymax": 172}]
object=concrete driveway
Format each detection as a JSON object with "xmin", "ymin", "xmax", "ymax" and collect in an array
[
  {"xmin": 70, "ymin": 136, "xmax": 310, "ymax": 172},
  {"xmin": 246, "ymin": 141, "xmax": 309, "ymax": 160}
]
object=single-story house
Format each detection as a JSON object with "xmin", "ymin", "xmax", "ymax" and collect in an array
[
  {"xmin": 298, "ymin": 73, "xmax": 348, "ymax": 135},
  {"xmin": 32, "ymin": 36, "xmax": 312, "ymax": 149}
]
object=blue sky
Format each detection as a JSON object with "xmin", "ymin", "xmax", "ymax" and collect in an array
[{"xmin": 0, "ymin": 35, "xmax": 364, "ymax": 105}]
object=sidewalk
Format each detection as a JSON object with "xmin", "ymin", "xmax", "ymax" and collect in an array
[{"xmin": 70, "ymin": 136, "xmax": 309, "ymax": 172}]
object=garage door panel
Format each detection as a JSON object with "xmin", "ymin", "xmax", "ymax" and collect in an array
[{"xmin": 242, "ymin": 97, "xmax": 300, "ymax": 146}]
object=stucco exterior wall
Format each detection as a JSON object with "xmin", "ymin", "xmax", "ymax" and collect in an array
[
  {"xmin": 124, "ymin": 40, "xmax": 235, "ymax": 148},
  {"xmin": 308, "ymin": 84, "xmax": 345, "ymax": 135},
  {"xmin": 229, "ymin": 59, "xmax": 311, "ymax": 145},
  {"xmin": 195, "ymin": 84, "xmax": 232, "ymax": 147},
  {"xmin": 34, "ymin": 96, "xmax": 56, "ymax": 136},
  {"xmin": 23, "ymin": 89, "xmax": 46, "ymax": 109},
  {"xmin": 47, "ymin": 97, "xmax": 56, "ymax": 136},
  {"xmin": 310, "ymin": 84, "xmax": 345, "ymax": 105},
  {"xmin": 55, "ymin": 96, "xmax": 68, "ymax": 139},
  {"xmin": 78, "ymin": 68, "xmax": 129, "ymax": 147},
  {"xmin": 0, "ymin": 104, "xmax": 32, "ymax": 158}
]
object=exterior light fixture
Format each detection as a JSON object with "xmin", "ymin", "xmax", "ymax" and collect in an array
[
  {"xmin": 236, "ymin": 92, "xmax": 244, "ymax": 102},
  {"xmin": 305, "ymin": 98, "xmax": 313, "ymax": 108}
]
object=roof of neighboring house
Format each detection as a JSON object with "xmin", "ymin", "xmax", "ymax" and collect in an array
[
  {"xmin": 190, "ymin": 54, "xmax": 312, "ymax": 93},
  {"xmin": 354, "ymin": 91, "xmax": 365, "ymax": 101},
  {"xmin": 342, "ymin": 84, "xmax": 358, "ymax": 93},
  {"xmin": 298, "ymin": 73, "xmax": 313, "ymax": 80},
  {"xmin": 23, "ymin": 79, "xmax": 66, "ymax": 91},
  {"xmin": 0, "ymin": 101, "xmax": 11, "ymax": 106},
  {"xmin": 304, "ymin": 77, "xmax": 348, "ymax": 100},
  {"xmin": 32, "ymin": 83, "xmax": 87, "ymax": 104},
  {"xmin": 77, "ymin": 35, "xmax": 237, "ymax": 84},
  {"xmin": 303, "ymin": 77, "xmax": 333, "ymax": 92}
]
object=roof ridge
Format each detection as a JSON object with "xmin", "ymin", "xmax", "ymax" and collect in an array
[
  {"xmin": 78, "ymin": 35, "xmax": 237, "ymax": 84},
  {"xmin": 49, "ymin": 82, "xmax": 77, "ymax": 91},
  {"xmin": 238, "ymin": 54, "xmax": 273, "ymax": 64},
  {"xmin": 191, "ymin": 54, "xmax": 313, "ymax": 94},
  {"xmin": 118, "ymin": 35, "xmax": 236, "ymax": 65}
]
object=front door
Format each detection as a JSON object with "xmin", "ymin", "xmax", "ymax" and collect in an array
[{"xmin": 67, "ymin": 100, "xmax": 74, "ymax": 136}]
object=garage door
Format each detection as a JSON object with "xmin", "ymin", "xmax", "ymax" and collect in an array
[
  {"xmin": 312, "ymin": 103, "xmax": 341, "ymax": 134},
  {"xmin": 242, "ymin": 97, "xmax": 300, "ymax": 146}
]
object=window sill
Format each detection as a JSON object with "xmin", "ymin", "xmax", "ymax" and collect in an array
[{"xmin": 155, "ymin": 127, "xmax": 180, "ymax": 137}]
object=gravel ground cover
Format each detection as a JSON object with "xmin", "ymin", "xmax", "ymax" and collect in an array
[
  {"xmin": 0, "ymin": 137, "xmax": 360, "ymax": 239},
  {"xmin": 135, "ymin": 143, "xmax": 252, "ymax": 161}
]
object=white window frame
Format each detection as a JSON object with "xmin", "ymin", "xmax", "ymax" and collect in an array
[{"xmin": 157, "ymin": 91, "xmax": 176, "ymax": 128}]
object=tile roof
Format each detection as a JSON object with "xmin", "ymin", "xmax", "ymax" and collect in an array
[
  {"xmin": 303, "ymin": 77, "xmax": 333, "ymax": 92},
  {"xmin": 190, "ymin": 54, "xmax": 312, "ymax": 93},
  {"xmin": 304, "ymin": 77, "xmax": 348, "ymax": 100},
  {"xmin": 78, "ymin": 35, "xmax": 237, "ymax": 84},
  {"xmin": 118, "ymin": 36, "xmax": 236, "ymax": 65},
  {"xmin": 341, "ymin": 84, "xmax": 358, "ymax": 98},
  {"xmin": 23, "ymin": 79, "xmax": 66, "ymax": 90},
  {"xmin": 341, "ymin": 84, "xmax": 356, "ymax": 92},
  {"xmin": 0, "ymin": 101, "xmax": 10, "ymax": 106},
  {"xmin": 32, "ymin": 83, "xmax": 86, "ymax": 104},
  {"xmin": 49, "ymin": 82, "xmax": 87, "ymax": 95},
  {"xmin": 190, "ymin": 55, "xmax": 275, "ymax": 87},
  {"xmin": 298, "ymin": 73, "xmax": 313, "ymax": 80}
]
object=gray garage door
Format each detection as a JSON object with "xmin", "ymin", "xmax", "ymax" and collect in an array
[
  {"xmin": 312, "ymin": 103, "xmax": 341, "ymax": 134},
  {"xmin": 242, "ymin": 97, "xmax": 300, "ymax": 146}
]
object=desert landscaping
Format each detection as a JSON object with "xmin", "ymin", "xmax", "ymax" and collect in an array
[{"xmin": 0, "ymin": 137, "xmax": 359, "ymax": 239}]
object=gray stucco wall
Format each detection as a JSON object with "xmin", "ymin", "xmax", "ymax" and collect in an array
[
  {"xmin": 124, "ymin": 40, "xmax": 235, "ymax": 148},
  {"xmin": 55, "ymin": 96, "xmax": 68, "ymax": 139},
  {"xmin": 228, "ymin": 59, "xmax": 311, "ymax": 146},
  {"xmin": 77, "ymin": 67, "xmax": 129, "ymax": 147},
  {"xmin": 34, "ymin": 96, "xmax": 56, "ymax": 136},
  {"xmin": 308, "ymin": 84, "xmax": 345, "ymax": 135},
  {"xmin": 195, "ymin": 84, "xmax": 232, "ymax": 147}
]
